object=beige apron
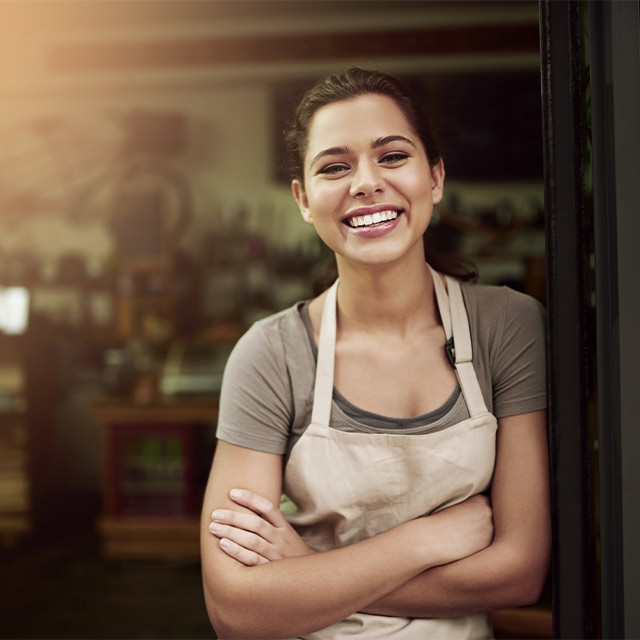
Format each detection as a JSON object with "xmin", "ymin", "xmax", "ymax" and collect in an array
[{"xmin": 283, "ymin": 267, "xmax": 497, "ymax": 639}]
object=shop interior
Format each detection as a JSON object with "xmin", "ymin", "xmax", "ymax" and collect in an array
[{"xmin": 1, "ymin": 1, "xmax": 549, "ymax": 638}]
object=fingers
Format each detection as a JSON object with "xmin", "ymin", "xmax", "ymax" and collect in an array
[
  {"xmin": 229, "ymin": 488, "xmax": 286, "ymax": 527},
  {"xmin": 209, "ymin": 520, "xmax": 273, "ymax": 560},
  {"xmin": 210, "ymin": 491, "xmax": 314, "ymax": 562},
  {"xmin": 211, "ymin": 508, "xmax": 274, "ymax": 541},
  {"xmin": 218, "ymin": 536, "xmax": 269, "ymax": 566}
]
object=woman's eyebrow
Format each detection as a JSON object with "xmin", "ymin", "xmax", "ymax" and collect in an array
[
  {"xmin": 309, "ymin": 145, "xmax": 350, "ymax": 170},
  {"xmin": 373, "ymin": 135, "xmax": 417, "ymax": 149}
]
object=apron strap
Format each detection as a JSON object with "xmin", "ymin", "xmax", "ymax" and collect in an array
[
  {"xmin": 445, "ymin": 275, "xmax": 489, "ymax": 417},
  {"xmin": 311, "ymin": 271, "xmax": 488, "ymax": 426},
  {"xmin": 311, "ymin": 279, "xmax": 339, "ymax": 427},
  {"xmin": 429, "ymin": 265, "xmax": 452, "ymax": 341}
]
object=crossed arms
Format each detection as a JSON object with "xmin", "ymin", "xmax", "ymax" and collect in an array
[{"xmin": 200, "ymin": 410, "xmax": 550, "ymax": 639}]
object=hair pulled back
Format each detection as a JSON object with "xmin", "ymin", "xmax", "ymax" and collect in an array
[
  {"xmin": 285, "ymin": 67, "xmax": 476, "ymax": 283},
  {"xmin": 285, "ymin": 67, "xmax": 441, "ymax": 184}
]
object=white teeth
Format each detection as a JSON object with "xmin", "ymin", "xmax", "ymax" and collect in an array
[{"xmin": 347, "ymin": 210, "xmax": 399, "ymax": 228}]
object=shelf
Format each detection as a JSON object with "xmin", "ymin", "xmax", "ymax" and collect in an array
[
  {"xmin": 97, "ymin": 516, "xmax": 199, "ymax": 560},
  {"xmin": 93, "ymin": 398, "xmax": 218, "ymax": 424},
  {"xmin": 0, "ymin": 408, "xmax": 31, "ymax": 546}
]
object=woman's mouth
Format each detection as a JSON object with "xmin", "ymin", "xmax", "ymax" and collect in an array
[{"xmin": 344, "ymin": 210, "xmax": 402, "ymax": 228}]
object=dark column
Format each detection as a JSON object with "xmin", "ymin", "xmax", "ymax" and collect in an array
[
  {"xmin": 590, "ymin": 0, "xmax": 640, "ymax": 638},
  {"xmin": 539, "ymin": 1, "xmax": 598, "ymax": 637}
]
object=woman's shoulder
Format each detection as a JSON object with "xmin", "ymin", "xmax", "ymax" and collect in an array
[
  {"xmin": 459, "ymin": 279, "xmax": 546, "ymax": 354},
  {"xmin": 460, "ymin": 279, "xmax": 546, "ymax": 322},
  {"xmin": 252, "ymin": 302, "xmax": 308, "ymax": 338},
  {"xmin": 218, "ymin": 303, "xmax": 310, "ymax": 456},
  {"xmin": 458, "ymin": 279, "xmax": 547, "ymax": 415},
  {"xmin": 229, "ymin": 302, "xmax": 311, "ymax": 368}
]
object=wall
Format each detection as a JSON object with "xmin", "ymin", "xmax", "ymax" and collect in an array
[
  {"xmin": 0, "ymin": 1, "xmax": 544, "ymax": 496},
  {"xmin": 1, "ymin": 1, "xmax": 543, "ymax": 273}
]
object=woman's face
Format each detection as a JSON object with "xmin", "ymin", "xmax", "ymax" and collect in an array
[{"xmin": 292, "ymin": 93, "xmax": 444, "ymax": 270}]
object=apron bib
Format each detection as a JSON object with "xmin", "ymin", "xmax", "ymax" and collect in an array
[{"xmin": 283, "ymin": 267, "xmax": 497, "ymax": 639}]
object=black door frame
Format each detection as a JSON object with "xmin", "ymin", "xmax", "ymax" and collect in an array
[
  {"xmin": 541, "ymin": 0, "xmax": 640, "ymax": 637},
  {"xmin": 589, "ymin": 1, "xmax": 640, "ymax": 638},
  {"xmin": 539, "ymin": 1, "xmax": 597, "ymax": 637}
]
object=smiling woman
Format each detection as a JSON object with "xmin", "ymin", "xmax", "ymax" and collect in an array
[
  {"xmin": 291, "ymin": 93, "xmax": 443, "ymax": 270},
  {"xmin": 200, "ymin": 68, "xmax": 550, "ymax": 639}
]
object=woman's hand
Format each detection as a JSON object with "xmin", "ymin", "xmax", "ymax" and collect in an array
[
  {"xmin": 209, "ymin": 489, "xmax": 315, "ymax": 566},
  {"xmin": 423, "ymin": 494, "xmax": 494, "ymax": 566}
]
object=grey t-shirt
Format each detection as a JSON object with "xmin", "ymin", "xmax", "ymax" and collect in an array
[{"xmin": 216, "ymin": 281, "xmax": 547, "ymax": 458}]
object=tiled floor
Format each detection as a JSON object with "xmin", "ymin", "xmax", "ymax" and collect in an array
[{"xmin": 0, "ymin": 528, "xmax": 214, "ymax": 639}]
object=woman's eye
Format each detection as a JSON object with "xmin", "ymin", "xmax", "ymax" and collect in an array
[
  {"xmin": 380, "ymin": 152, "xmax": 409, "ymax": 164},
  {"xmin": 319, "ymin": 163, "xmax": 349, "ymax": 175}
]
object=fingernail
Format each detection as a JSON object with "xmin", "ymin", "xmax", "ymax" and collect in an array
[
  {"xmin": 209, "ymin": 523, "xmax": 221, "ymax": 534},
  {"xmin": 230, "ymin": 489, "xmax": 242, "ymax": 499},
  {"xmin": 211, "ymin": 510, "xmax": 223, "ymax": 521},
  {"xmin": 220, "ymin": 538, "xmax": 231, "ymax": 549}
]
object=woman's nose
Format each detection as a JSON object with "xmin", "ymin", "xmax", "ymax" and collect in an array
[{"xmin": 349, "ymin": 161, "xmax": 383, "ymax": 198}]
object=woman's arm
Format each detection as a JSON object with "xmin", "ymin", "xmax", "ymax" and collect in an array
[
  {"xmin": 201, "ymin": 440, "xmax": 493, "ymax": 639},
  {"xmin": 363, "ymin": 409, "xmax": 551, "ymax": 617}
]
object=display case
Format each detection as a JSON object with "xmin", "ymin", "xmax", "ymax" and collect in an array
[{"xmin": 93, "ymin": 399, "xmax": 217, "ymax": 560}]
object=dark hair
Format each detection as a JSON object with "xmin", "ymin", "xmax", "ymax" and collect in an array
[
  {"xmin": 285, "ymin": 67, "xmax": 441, "ymax": 183},
  {"xmin": 286, "ymin": 67, "xmax": 477, "ymax": 282}
]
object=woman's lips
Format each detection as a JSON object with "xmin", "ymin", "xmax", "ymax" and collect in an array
[
  {"xmin": 345, "ymin": 209, "xmax": 400, "ymax": 228},
  {"xmin": 342, "ymin": 210, "xmax": 404, "ymax": 238}
]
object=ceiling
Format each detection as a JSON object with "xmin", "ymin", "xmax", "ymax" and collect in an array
[
  {"xmin": 2, "ymin": 1, "xmax": 539, "ymax": 36},
  {"xmin": 0, "ymin": 1, "xmax": 540, "ymax": 95}
]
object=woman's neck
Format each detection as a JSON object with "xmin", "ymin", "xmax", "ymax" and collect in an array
[{"xmin": 334, "ymin": 252, "xmax": 439, "ymax": 337}]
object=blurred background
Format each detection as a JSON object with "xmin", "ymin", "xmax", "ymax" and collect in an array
[{"xmin": 0, "ymin": 1, "xmax": 548, "ymax": 638}]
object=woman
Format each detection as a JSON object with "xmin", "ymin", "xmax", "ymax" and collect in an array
[{"xmin": 201, "ymin": 68, "xmax": 550, "ymax": 639}]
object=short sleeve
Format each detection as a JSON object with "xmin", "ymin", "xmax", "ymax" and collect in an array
[
  {"xmin": 215, "ymin": 321, "xmax": 293, "ymax": 455},
  {"xmin": 491, "ymin": 288, "xmax": 548, "ymax": 418}
]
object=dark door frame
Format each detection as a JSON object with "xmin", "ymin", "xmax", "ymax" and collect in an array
[
  {"xmin": 589, "ymin": 1, "xmax": 640, "ymax": 638},
  {"xmin": 539, "ymin": 1, "xmax": 597, "ymax": 637},
  {"xmin": 540, "ymin": 0, "xmax": 640, "ymax": 637}
]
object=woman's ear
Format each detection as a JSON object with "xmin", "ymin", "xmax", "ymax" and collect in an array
[
  {"xmin": 430, "ymin": 159, "xmax": 445, "ymax": 205},
  {"xmin": 292, "ymin": 179, "xmax": 313, "ymax": 224}
]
